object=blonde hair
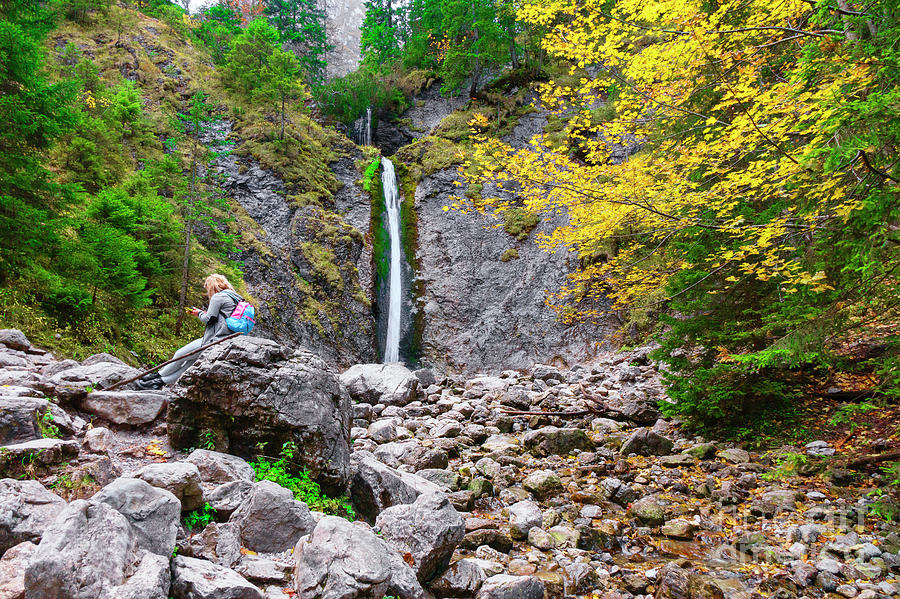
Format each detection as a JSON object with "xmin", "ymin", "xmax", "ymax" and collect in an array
[{"xmin": 203, "ymin": 274, "xmax": 235, "ymax": 299}]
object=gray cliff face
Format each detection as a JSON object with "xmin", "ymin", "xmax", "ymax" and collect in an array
[
  {"xmin": 205, "ymin": 122, "xmax": 375, "ymax": 367},
  {"xmin": 413, "ymin": 170, "xmax": 611, "ymax": 374},
  {"xmin": 406, "ymin": 95, "xmax": 614, "ymax": 374},
  {"xmin": 323, "ymin": 0, "xmax": 365, "ymax": 78}
]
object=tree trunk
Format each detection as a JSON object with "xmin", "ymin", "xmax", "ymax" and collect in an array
[
  {"xmin": 469, "ymin": 30, "xmax": 481, "ymax": 98},
  {"xmin": 175, "ymin": 158, "xmax": 197, "ymax": 335},
  {"xmin": 836, "ymin": 0, "xmax": 859, "ymax": 40}
]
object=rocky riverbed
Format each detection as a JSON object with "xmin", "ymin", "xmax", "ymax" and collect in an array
[{"xmin": 1, "ymin": 329, "xmax": 898, "ymax": 599}]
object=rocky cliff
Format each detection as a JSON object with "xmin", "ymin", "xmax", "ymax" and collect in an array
[
  {"xmin": 384, "ymin": 85, "xmax": 613, "ymax": 373},
  {"xmin": 204, "ymin": 123, "xmax": 376, "ymax": 367}
]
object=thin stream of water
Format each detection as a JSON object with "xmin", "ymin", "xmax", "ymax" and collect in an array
[{"xmin": 382, "ymin": 157, "xmax": 402, "ymax": 363}]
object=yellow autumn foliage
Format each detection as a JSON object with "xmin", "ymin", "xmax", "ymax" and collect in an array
[{"xmin": 462, "ymin": 0, "xmax": 892, "ymax": 322}]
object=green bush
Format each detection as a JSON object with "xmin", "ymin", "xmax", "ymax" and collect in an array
[
  {"xmin": 312, "ymin": 67, "xmax": 408, "ymax": 126},
  {"xmin": 250, "ymin": 442, "xmax": 355, "ymax": 520},
  {"xmin": 183, "ymin": 503, "xmax": 216, "ymax": 531}
]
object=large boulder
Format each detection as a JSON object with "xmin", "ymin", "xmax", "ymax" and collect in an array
[
  {"xmin": 375, "ymin": 492, "xmax": 464, "ymax": 583},
  {"xmin": 168, "ymin": 337, "xmax": 351, "ymax": 495},
  {"xmin": 522, "ymin": 426, "xmax": 594, "ymax": 457},
  {"xmin": 80, "ymin": 391, "xmax": 168, "ymax": 425},
  {"xmin": 171, "ymin": 555, "xmax": 263, "ymax": 599},
  {"xmin": 293, "ymin": 515, "xmax": 426, "ymax": 599},
  {"xmin": 228, "ymin": 480, "xmax": 315, "ymax": 553},
  {"xmin": 135, "ymin": 462, "xmax": 204, "ymax": 512},
  {"xmin": 0, "ymin": 540, "xmax": 36, "ymax": 598},
  {"xmin": 92, "ymin": 478, "xmax": 180, "ymax": 557},
  {"xmin": 0, "ymin": 439, "xmax": 79, "ymax": 476},
  {"xmin": 0, "ymin": 478, "xmax": 65, "ymax": 554},
  {"xmin": 185, "ymin": 449, "xmax": 256, "ymax": 486},
  {"xmin": 349, "ymin": 451, "xmax": 444, "ymax": 523},
  {"xmin": 0, "ymin": 396, "xmax": 51, "ymax": 444},
  {"xmin": 0, "ymin": 329, "xmax": 31, "ymax": 352},
  {"xmin": 340, "ymin": 363, "xmax": 420, "ymax": 406},
  {"xmin": 24, "ymin": 500, "xmax": 136, "ymax": 598},
  {"xmin": 47, "ymin": 362, "xmax": 140, "ymax": 400}
]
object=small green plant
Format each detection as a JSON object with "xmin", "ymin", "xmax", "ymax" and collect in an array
[
  {"xmin": 199, "ymin": 429, "xmax": 216, "ymax": 451},
  {"xmin": 762, "ymin": 452, "xmax": 809, "ymax": 481},
  {"xmin": 183, "ymin": 503, "xmax": 217, "ymax": 531},
  {"xmin": 37, "ymin": 410, "xmax": 60, "ymax": 439},
  {"xmin": 502, "ymin": 208, "xmax": 539, "ymax": 241},
  {"xmin": 250, "ymin": 442, "xmax": 355, "ymax": 520},
  {"xmin": 828, "ymin": 401, "xmax": 877, "ymax": 427}
]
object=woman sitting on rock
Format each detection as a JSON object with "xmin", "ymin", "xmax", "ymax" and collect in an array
[{"xmin": 136, "ymin": 274, "xmax": 243, "ymax": 390}]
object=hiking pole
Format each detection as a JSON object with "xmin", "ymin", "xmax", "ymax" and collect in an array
[{"xmin": 101, "ymin": 332, "xmax": 243, "ymax": 392}]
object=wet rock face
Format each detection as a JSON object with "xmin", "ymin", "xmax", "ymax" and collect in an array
[
  {"xmin": 413, "ymin": 167, "xmax": 612, "ymax": 374},
  {"xmin": 167, "ymin": 337, "xmax": 351, "ymax": 495},
  {"xmin": 205, "ymin": 122, "xmax": 375, "ymax": 368}
]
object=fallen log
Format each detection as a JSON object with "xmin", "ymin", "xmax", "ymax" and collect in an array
[
  {"xmin": 847, "ymin": 449, "xmax": 900, "ymax": 469},
  {"xmin": 101, "ymin": 332, "xmax": 243, "ymax": 392},
  {"xmin": 499, "ymin": 410, "xmax": 592, "ymax": 417}
]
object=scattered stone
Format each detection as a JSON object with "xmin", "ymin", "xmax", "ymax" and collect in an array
[
  {"xmin": 629, "ymin": 496, "xmax": 666, "ymax": 526},
  {"xmin": 0, "ymin": 541, "xmax": 35, "ymax": 597},
  {"xmin": 93, "ymin": 477, "xmax": 180, "ymax": 556},
  {"xmin": 661, "ymin": 519, "xmax": 696, "ymax": 539},
  {"xmin": 135, "ymin": 461, "xmax": 204, "ymax": 512},
  {"xmin": 349, "ymin": 451, "xmax": 443, "ymax": 522},
  {"xmin": 0, "ymin": 396, "xmax": 50, "ymax": 444},
  {"xmin": 182, "ymin": 521, "xmax": 241, "ymax": 568},
  {"xmin": 476, "ymin": 574, "xmax": 544, "ymax": 599},
  {"xmin": 428, "ymin": 558, "xmax": 488, "ymax": 597},
  {"xmin": 24, "ymin": 500, "xmax": 136, "ymax": 598},
  {"xmin": 115, "ymin": 552, "xmax": 171, "ymax": 599},
  {"xmin": 717, "ymin": 448, "xmax": 750, "ymax": 464},
  {"xmin": 523, "ymin": 470, "xmax": 563, "ymax": 498},
  {"xmin": 206, "ymin": 480, "xmax": 253, "ymax": 519},
  {"xmin": 171, "ymin": 555, "xmax": 263, "ymax": 599},
  {"xmin": 620, "ymin": 427, "xmax": 674, "ymax": 456},
  {"xmin": 682, "ymin": 443, "xmax": 716, "ymax": 460},
  {"xmin": 47, "ymin": 361, "xmax": 140, "ymax": 400},
  {"xmin": 83, "ymin": 426, "xmax": 112, "ymax": 453},
  {"xmin": 293, "ymin": 515, "xmax": 426, "ymax": 599},
  {"xmin": 527, "ymin": 526, "xmax": 555, "ymax": 550},
  {"xmin": 340, "ymin": 363, "xmax": 420, "ymax": 406},
  {"xmin": 659, "ymin": 454, "xmax": 697, "ymax": 468},
  {"xmin": 228, "ymin": 480, "xmax": 314, "ymax": 553},
  {"xmin": 80, "ymin": 390, "xmax": 167, "ymax": 425},
  {"xmin": 508, "ymin": 501, "xmax": 542, "ymax": 540},
  {"xmin": 376, "ymin": 492, "xmax": 465, "ymax": 582},
  {"xmin": 531, "ymin": 364, "xmax": 563, "ymax": 382},
  {"xmin": 522, "ymin": 426, "xmax": 594, "ymax": 456},
  {"xmin": 185, "ymin": 449, "xmax": 256, "ymax": 486},
  {"xmin": 0, "ymin": 329, "xmax": 31, "ymax": 351},
  {"xmin": 0, "ymin": 438, "xmax": 79, "ymax": 473}
]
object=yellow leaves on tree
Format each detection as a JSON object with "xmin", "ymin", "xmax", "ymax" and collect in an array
[{"xmin": 462, "ymin": 0, "xmax": 884, "ymax": 323}]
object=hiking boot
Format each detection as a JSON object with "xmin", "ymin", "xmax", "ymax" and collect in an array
[{"xmin": 135, "ymin": 372, "xmax": 164, "ymax": 391}]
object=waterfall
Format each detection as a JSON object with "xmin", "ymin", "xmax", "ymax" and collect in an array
[
  {"xmin": 382, "ymin": 157, "xmax": 402, "ymax": 363},
  {"xmin": 352, "ymin": 106, "xmax": 373, "ymax": 146}
]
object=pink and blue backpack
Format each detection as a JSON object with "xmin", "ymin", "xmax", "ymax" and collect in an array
[{"xmin": 225, "ymin": 293, "xmax": 256, "ymax": 334}]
